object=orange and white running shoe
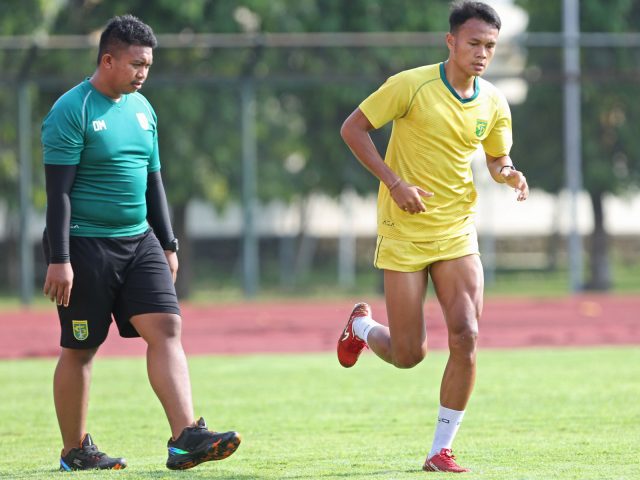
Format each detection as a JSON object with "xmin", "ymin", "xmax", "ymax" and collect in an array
[
  {"xmin": 337, "ymin": 302, "xmax": 370, "ymax": 368},
  {"xmin": 423, "ymin": 448, "xmax": 470, "ymax": 473}
]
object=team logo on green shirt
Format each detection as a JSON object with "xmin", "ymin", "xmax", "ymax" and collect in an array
[
  {"xmin": 475, "ymin": 119, "xmax": 488, "ymax": 137},
  {"xmin": 72, "ymin": 320, "xmax": 89, "ymax": 341}
]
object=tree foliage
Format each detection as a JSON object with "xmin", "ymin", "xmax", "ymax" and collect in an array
[
  {"xmin": 513, "ymin": 0, "xmax": 640, "ymax": 289},
  {"xmin": 5, "ymin": 0, "xmax": 638, "ymax": 293},
  {"xmin": 0, "ymin": 0, "xmax": 454, "ymax": 295}
]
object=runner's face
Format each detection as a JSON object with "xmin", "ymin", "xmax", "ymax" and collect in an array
[
  {"xmin": 447, "ymin": 18, "xmax": 499, "ymax": 77},
  {"xmin": 105, "ymin": 45, "xmax": 153, "ymax": 95}
]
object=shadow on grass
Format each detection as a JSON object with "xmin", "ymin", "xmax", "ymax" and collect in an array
[
  {"xmin": 127, "ymin": 472, "xmax": 265, "ymax": 479},
  {"xmin": 2, "ymin": 468, "xmax": 265, "ymax": 479},
  {"xmin": 285, "ymin": 468, "xmax": 424, "ymax": 479}
]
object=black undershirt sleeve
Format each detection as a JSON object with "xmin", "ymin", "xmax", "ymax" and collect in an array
[
  {"xmin": 146, "ymin": 170, "xmax": 175, "ymax": 248},
  {"xmin": 44, "ymin": 164, "xmax": 77, "ymax": 264}
]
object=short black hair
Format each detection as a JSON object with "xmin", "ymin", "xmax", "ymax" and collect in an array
[
  {"xmin": 97, "ymin": 14, "xmax": 157, "ymax": 65},
  {"xmin": 449, "ymin": 1, "xmax": 501, "ymax": 33}
]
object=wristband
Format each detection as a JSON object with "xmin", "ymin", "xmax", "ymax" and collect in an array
[{"xmin": 163, "ymin": 238, "xmax": 179, "ymax": 252}]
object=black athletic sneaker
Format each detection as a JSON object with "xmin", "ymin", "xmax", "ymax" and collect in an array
[
  {"xmin": 166, "ymin": 417, "xmax": 241, "ymax": 470},
  {"xmin": 59, "ymin": 433, "xmax": 127, "ymax": 471}
]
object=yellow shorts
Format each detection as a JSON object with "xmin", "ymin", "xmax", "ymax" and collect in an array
[{"xmin": 373, "ymin": 231, "xmax": 480, "ymax": 272}]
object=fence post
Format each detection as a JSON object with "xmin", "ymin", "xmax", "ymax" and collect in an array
[
  {"xmin": 18, "ymin": 82, "xmax": 34, "ymax": 305},
  {"xmin": 241, "ymin": 77, "xmax": 259, "ymax": 298},
  {"xmin": 563, "ymin": 0, "xmax": 584, "ymax": 292}
]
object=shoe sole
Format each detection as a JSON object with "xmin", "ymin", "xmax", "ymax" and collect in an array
[
  {"xmin": 60, "ymin": 462, "xmax": 126, "ymax": 471},
  {"xmin": 423, "ymin": 461, "xmax": 470, "ymax": 473},
  {"xmin": 166, "ymin": 432, "xmax": 241, "ymax": 470}
]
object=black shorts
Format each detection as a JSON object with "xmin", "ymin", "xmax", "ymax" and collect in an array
[{"xmin": 43, "ymin": 229, "xmax": 181, "ymax": 349}]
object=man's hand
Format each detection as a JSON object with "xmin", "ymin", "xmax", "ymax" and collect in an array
[
  {"xmin": 502, "ymin": 168, "xmax": 529, "ymax": 201},
  {"xmin": 165, "ymin": 251, "xmax": 179, "ymax": 284},
  {"xmin": 43, "ymin": 263, "xmax": 74, "ymax": 307},
  {"xmin": 390, "ymin": 179, "xmax": 435, "ymax": 214}
]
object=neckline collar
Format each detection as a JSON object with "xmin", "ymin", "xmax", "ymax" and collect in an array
[
  {"xmin": 85, "ymin": 77, "xmax": 127, "ymax": 104},
  {"xmin": 439, "ymin": 62, "xmax": 479, "ymax": 104}
]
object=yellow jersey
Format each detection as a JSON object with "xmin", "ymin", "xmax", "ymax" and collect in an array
[{"xmin": 359, "ymin": 62, "xmax": 512, "ymax": 242}]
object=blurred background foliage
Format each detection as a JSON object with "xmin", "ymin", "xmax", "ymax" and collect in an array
[{"xmin": 1, "ymin": 0, "xmax": 639, "ymax": 299}]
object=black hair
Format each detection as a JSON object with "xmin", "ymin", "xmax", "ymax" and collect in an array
[
  {"xmin": 97, "ymin": 14, "xmax": 157, "ymax": 65},
  {"xmin": 449, "ymin": 1, "xmax": 501, "ymax": 33}
]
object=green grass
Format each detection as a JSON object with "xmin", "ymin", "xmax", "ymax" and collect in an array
[{"xmin": 1, "ymin": 348, "xmax": 639, "ymax": 479}]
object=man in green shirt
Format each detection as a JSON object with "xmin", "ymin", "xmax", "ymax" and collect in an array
[{"xmin": 42, "ymin": 14, "xmax": 240, "ymax": 471}]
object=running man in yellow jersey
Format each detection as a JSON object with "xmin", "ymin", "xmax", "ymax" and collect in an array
[{"xmin": 337, "ymin": 1, "xmax": 529, "ymax": 473}]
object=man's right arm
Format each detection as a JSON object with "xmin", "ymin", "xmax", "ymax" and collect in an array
[
  {"xmin": 340, "ymin": 108, "xmax": 399, "ymax": 188},
  {"xmin": 340, "ymin": 108, "xmax": 433, "ymax": 215},
  {"xmin": 43, "ymin": 164, "xmax": 76, "ymax": 306}
]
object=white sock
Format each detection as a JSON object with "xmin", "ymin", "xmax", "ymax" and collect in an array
[
  {"xmin": 352, "ymin": 315, "xmax": 380, "ymax": 343},
  {"xmin": 428, "ymin": 406, "xmax": 465, "ymax": 458}
]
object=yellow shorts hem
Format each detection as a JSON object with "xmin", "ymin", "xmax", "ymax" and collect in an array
[{"xmin": 373, "ymin": 232, "xmax": 480, "ymax": 272}]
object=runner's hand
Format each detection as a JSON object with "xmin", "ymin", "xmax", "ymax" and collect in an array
[
  {"xmin": 502, "ymin": 168, "xmax": 529, "ymax": 201},
  {"xmin": 390, "ymin": 180, "xmax": 434, "ymax": 214},
  {"xmin": 43, "ymin": 263, "xmax": 74, "ymax": 307}
]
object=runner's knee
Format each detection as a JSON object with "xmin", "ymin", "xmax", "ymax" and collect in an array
[
  {"xmin": 154, "ymin": 314, "xmax": 182, "ymax": 340},
  {"xmin": 60, "ymin": 346, "xmax": 98, "ymax": 365},
  {"xmin": 448, "ymin": 323, "xmax": 478, "ymax": 359},
  {"xmin": 392, "ymin": 345, "xmax": 427, "ymax": 369},
  {"xmin": 135, "ymin": 313, "xmax": 183, "ymax": 345}
]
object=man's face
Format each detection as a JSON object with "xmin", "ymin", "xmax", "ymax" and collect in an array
[
  {"xmin": 104, "ymin": 45, "xmax": 153, "ymax": 96},
  {"xmin": 446, "ymin": 18, "xmax": 499, "ymax": 77}
]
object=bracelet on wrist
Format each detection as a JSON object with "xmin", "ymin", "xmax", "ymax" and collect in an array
[
  {"xmin": 388, "ymin": 178, "xmax": 402, "ymax": 191},
  {"xmin": 499, "ymin": 165, "xmax": 516, "ymax": 174}
]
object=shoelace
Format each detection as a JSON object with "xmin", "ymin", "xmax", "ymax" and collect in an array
[
  {"xmin": 437, "ymin": 449, "xmax": 458, "ymax": 467},
  {"xmin": 352, "ymin": 306, "xmax": 369, "ymax": 317},
  {"xmin": 80, "ymin": 444, "xmax": 106, "ymax": 460}
]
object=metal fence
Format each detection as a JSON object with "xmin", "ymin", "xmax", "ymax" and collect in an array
[{"xmin": 2, "ymin": 3, "xmax": 640, "ymax": 301}]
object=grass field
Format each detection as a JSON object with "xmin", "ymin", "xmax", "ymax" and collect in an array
[{"xmin": 1, "ymin": 348, "xmax": 639, "ymax": 479}]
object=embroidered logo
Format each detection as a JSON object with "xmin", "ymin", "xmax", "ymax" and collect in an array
[
  {"xmin": 475, "ymin": 119, "xmax": 488, "ymax": 137},
  {"xmin": 92, "ymin": 120, "xmax": 107, "ymax": 132},
  {"xmin": 136, "ymin": 113, "xmax": 149, "ymax": 130},
  {"xmin": 72, "ymin": 320, "xmax": 89, "ymax": 341}
]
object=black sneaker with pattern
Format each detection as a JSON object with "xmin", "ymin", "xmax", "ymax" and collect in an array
[
  {"xmin": 59, "ymin": 433, "xmax": 127, "ymax": 471},
  {"xmin": 166, "ymin": 417, "xmax": 241, "ymax": 470}
]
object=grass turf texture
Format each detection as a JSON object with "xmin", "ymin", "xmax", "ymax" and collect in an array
[{"xmin": 0, "ymin": 348, "xmax": 638, "ymax": 479}]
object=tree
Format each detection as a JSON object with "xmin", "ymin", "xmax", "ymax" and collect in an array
[
  {"xmin": 2, "ymin": 0, "xmax": 478, "ymax": 296},
  {"xmin": 513, "ymin": 0, "xmax": 640, "ymax": 290}
]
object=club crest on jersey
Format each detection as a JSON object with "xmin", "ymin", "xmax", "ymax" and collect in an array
[
  {"xmin": 136, "ymin": 113, "xmax": 150, "ymax": 130},
  {"xmin": 475, "ymin": 119, "xmax": 488, "ymax": 137},
  {"xmin": 72, "ymin": 320, "xmax": 89, "ymax": 341}
]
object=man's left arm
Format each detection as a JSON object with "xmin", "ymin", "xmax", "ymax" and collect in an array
[
  {"xmin": 146, "ymin": 170, "xmax": 179, "ymax": 282},
  {"xmin": 483, "ymin": 90, "xmax": 528, "ymax": 202},
  {"xmin": 485, "ymin": 154, "xmax": 529, "ymax": 202}
]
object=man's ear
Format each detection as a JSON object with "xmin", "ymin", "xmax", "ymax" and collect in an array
[
  {"xmin": 445, "ymin": 32, "xmax": 455, "ymax": 50},
  {"xmin": 100, "ymin": 53, "xmax": 114, "ymax": 69}
]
